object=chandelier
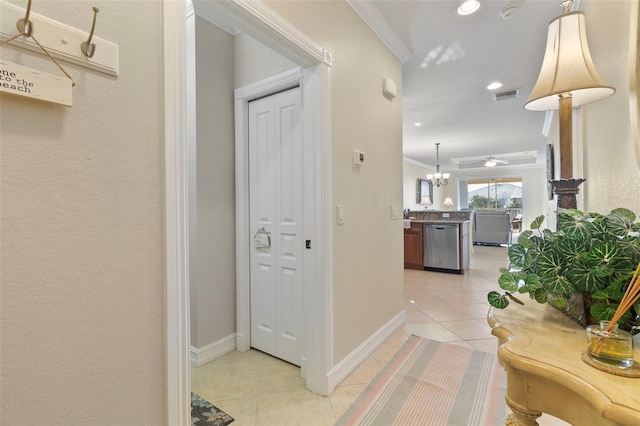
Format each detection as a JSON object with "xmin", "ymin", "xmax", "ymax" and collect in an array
[{"xmin": 426, "ymin": 143, "xmax": 450, "ymax": 187}]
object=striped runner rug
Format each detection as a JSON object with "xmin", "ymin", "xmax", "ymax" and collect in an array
[{"xmin": 336, "ymin": 336, "xmax": 506, "ymax": 426}]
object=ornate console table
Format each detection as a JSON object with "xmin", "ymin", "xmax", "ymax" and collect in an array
[{"xmin": 487, "ymin": 299, "xmax": 640, "ymax": 425}]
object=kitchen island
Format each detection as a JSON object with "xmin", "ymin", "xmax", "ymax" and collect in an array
[{"xmin": 403, "ymin": 210, "xmax": 473, "ymax": 273}]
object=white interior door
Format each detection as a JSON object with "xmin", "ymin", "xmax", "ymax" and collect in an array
[{"xmin": 249, "ymin": 87, "xmax": 304, "ymax": 366}]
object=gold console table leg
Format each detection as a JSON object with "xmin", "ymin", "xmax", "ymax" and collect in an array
[{"xmin": 505, "ymin": 397, "xmax": 542, "ymax": 426}]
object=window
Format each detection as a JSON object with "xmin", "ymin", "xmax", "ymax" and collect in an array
[{"xmin": 461, "ymin": 177, "xmax": 523, "ymax": 218}]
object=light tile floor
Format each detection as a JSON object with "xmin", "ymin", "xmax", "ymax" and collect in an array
[{"xmin": 192, "ymin": 245, "xmax": 568, "ymax": 425}]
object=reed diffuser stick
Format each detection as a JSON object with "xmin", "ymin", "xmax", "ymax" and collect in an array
[{"xmin": 591, "ymin": 262, "xmax": 640, "ymax": 356}]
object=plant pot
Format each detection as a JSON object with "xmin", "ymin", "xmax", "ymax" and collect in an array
[{"xmin": 554, "ymin": 292, "xmax": 598, "ymax": 327}]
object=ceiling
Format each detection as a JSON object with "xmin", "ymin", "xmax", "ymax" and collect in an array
[{"xmin": 351, "ymin": 0, "xmax": 567, "ymax": 172}]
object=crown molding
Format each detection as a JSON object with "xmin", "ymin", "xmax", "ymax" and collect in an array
[
  {"xmin": 403, "ymin": 156, "xmax": 434, "ymax": 171},
  {"xmin": 193, "ymin": 0, "xmax": 330, "ymax": 67},
  {"xmin": 346, "ymin": 0, "xmax": 412, "ymax": 63}
]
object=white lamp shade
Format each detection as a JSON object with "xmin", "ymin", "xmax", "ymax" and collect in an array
[
  {"xmin": 443, "ymin": 197, "xmax": 454, "ymax": 207},
  {"xmin": 426, "ymin": 173, "xmax": 434, "ymax": 180},
  {"xmin": 443, "ymin": 173, "xmax": 450, "ymax": 179},
  {"xmin": 524, "ymin": 11, "xmax": 615, "ymax": 111},
  {"xmin": 484, "ymin": 159, "xmax": 497, "ymax": 167}
]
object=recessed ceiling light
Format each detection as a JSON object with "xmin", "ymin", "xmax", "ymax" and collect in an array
[
  {"xmin": 414, "ymin": 122, "xmax": 422, "ymax": 127},
  {"xmin": 487, "ymin": 81, "xmax": 503, "ymax": 90},
  {"xmin": 457, "ymin": 0, "xmax": 480, "ymax": 16}
]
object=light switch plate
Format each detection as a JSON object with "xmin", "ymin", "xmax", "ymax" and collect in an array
[
  {"xmin": 337, "ymin": 205, "xmax": 345, "ymax": 225},
  {"xmin": 391, "ymin": 205, "xmax": 400, "ymax": 220}
]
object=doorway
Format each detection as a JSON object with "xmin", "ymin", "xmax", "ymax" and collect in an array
[
  {"xmin": 163, "ymin": 2, "xmax": 335, "ymax": 422},
  {"xmin": 248, "ymin": 86, "xmax": 304, "ymax": 366},
  {"xmin": 234, "ymin": 66, "xmax": 325, "ymax": 387}
]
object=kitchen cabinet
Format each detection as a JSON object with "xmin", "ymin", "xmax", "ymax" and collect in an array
[
  {"xmin": 404, "ymin": 220, "xmax": 470, "ymax": 273},
  {"xmin": 403, "ymin": 222, "xmax": 423, "ymax": 269}
]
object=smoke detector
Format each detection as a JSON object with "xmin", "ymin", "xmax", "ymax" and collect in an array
[
  {"xmin": 501, "ymin": 5, "xmax": 520, "ymax": 19},
  {"xmin": 501, "ymin": 0, "xmax": 524, "ymax": 19}
]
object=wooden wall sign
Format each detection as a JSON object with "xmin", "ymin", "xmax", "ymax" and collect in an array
[{"xmin": 0, "ymin": 59, "xmax": 72, "ymax": 106}]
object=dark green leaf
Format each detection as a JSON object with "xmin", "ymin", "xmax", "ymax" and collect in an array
[
  {"xmin": 591, "ymin": 283, "xmax": 625, "ymax": 301},
  {"xmin": 619, "ymin": 236, "xmax": 640, "ymax": 265},
  {"xmin": 586, "ymin": 242, "xmax": 625, "ymax": 276},
  {"xmin": 517, "ymin": 230, "xmax": 534, "ymax": 248},
  {"xmin": 508, "ymin": 244, "xmax": 529, "ymax": 267},
  {"xmin": 519, "ymin": 274, "xmax": 541, "ymax": 293},
  {"xmin": 604, "ymin": 214, "xmax": 632, "ymax": 237},
  {"xmin": 549, "ymin": 296, "xmax": 568, "ymax": 309},
  {"xmin": 589, "ymin": 302, "xmax": 632, "ymax": 324},
  {"xmin": 610, "ymin": 207, "xmax": 636, "ymax": 223},
  {"xmin": 537, "ymin": 251, "xmax": 564, "ymax": 279},
  {"xmin": 530, "ymin": 215, "xmax": 545, "ymax": 230},
  {"xmin": 567, "ymin": 260, "xmax": 608, "ymax": 292},
  {"xmin": 488, "ymin": 291, "xmax": 509, "ymax": 309},
  {"xmin": 543, "ymin": 275, "xmax": 576, "ymax": 296},
  {"xmin": 532, "ymin": 287, "xmax": 548, "ymax": 303},
  {"xmin": 498, "ymin": 272, "xmax": 520, "ymax": 292},
  {"xmin": 558, "ymin": 212, "xmax": 591, "ymax": 240},
  {"xmin": 591, "ymin": 290, "xmax": 610, "ymax": 301}
]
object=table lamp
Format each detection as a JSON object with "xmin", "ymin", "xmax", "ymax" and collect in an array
[{"xmin": 524, "ymin": 0, "xmax": 615, "ymax": 208}]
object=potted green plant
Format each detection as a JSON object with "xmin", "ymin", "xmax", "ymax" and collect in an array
[{"xmin": 488, "ymin": 208, "xmax": 640, "ymax": 334}]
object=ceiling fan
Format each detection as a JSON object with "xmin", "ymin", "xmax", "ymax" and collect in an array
[{"xmin": 483, "ymin": 155, "xmax": 509, "ymax": 168}]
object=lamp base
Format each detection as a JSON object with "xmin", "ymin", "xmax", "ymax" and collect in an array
[{"xmin": 551, "ymin": 178, "xmax": 586, "ymax": 209}]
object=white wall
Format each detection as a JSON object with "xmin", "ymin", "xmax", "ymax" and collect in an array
[
  {"xmin": 0, "ymin": 1, "xmax": 165, "ymax": 423},
  {"xmin": 266, "ymin": 0, "xmax": 405, "ymax": 363},
  {"xmin": 403, "ymin": 160, "xmax": 429, "ymax": 211},
  {"xmin": 234, "ymin": 32, "xmax": 297, "ymax": 88},
  {"xmin": 579, "ymin": 0, "xmax": 640, "ymax": 214},
  {"xmin": 190, "ymin": 17, "xmax": 237, "ymax": 348}
]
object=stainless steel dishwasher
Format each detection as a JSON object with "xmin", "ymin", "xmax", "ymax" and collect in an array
[{"xmin": 423, "ymin": 223, "xmax": 460, "ymax": 271}]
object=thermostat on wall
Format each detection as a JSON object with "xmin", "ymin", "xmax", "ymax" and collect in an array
[
  {"xmin": 383, "ymin": 77, "xmax": 397, "ymax": 99},
  {"xmin": 353, "ymin": 150, "xmax": 365, "ymax": 166}
]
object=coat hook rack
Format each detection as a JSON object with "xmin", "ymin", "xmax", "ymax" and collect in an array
[
  {"xmin": 16, "ymin": 0, "xmax": 33, "ymax": 36},
  {"xmin": 0, "ymin": 1, "xmax": 119, "ymax": 76},
  {"xmin": 80, "ymin": 7, "xmax": 99, "ymax": 58}
]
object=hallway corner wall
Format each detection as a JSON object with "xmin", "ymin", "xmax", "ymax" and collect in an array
[
  {"xmin": 0, "ymin": 1, "xmax": 165, "ymax": 423},
  {"xmin": 190, "ymin": 16, "xmax": 237, "ymax": 349}
]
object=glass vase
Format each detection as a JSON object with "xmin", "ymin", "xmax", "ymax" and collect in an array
[{"xmin": 586, "ymin": 321, "xmax": 634, "ymax": 369}]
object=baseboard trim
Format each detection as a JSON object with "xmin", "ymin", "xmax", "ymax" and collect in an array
[
  {"xmin": 326, "ymin": 310, "xmax": 406, "ymax": 393},
  {"xmin": 190, "ymin": 334, "xmax": 236, "ymax": 367}
]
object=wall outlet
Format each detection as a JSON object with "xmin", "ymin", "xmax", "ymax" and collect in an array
[{"xmin": 353, "ymin": 150, "xmax": 365, "ymax": 166}]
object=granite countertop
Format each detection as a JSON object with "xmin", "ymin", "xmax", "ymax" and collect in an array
[{"xmin": 408, "ymin": 218, "xmax": 470, "ymax": 224}]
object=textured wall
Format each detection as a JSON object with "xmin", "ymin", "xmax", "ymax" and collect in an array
[
  {"xmin": 234, "ymin": 32, "xmax": 297, "ymax": 88},
  {"xmin": 0, "ymin": 1, "xmax": 165, "ymax": 424},
  {"xmin": 264, "ymin": 0, "xmax": 405, "ymax": 363},
  {"xmin": 580, "ymin": 0, "xmax": 640, "ymax": 214}
]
